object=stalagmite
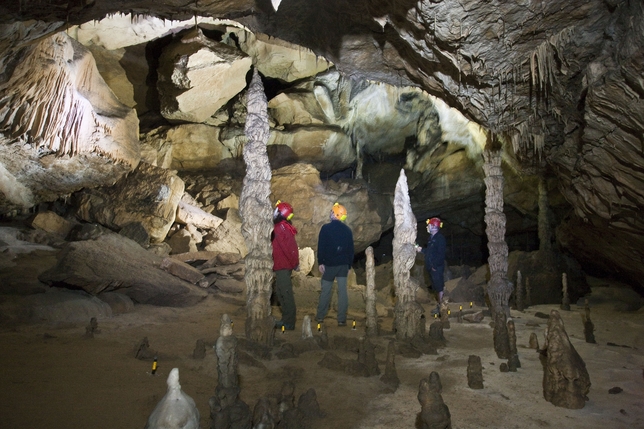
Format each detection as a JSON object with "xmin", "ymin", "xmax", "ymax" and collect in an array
[
  {"xmin": 380, "ymin": 339, "xmax": 400, "ymax": 392},
  {"xmin": 439, "ymin": 301, "xmax": 450, "ymax": 330},
  {"xmin": 145, "ymin": 368, "xmax": 200, "ymax": 429},
  {"xmin": 357, "ymin": 336, "xmax": 380, "ymax": 376},
  {"xmin": 417, "ymin": 372, "xmax": 451, "ymax": 429},
  {"xmin": 365, "ymin": 246, "xmax": 379, "ymax": 337},
  {"xmin": 560, "ymin": 273, "xmax": 571, "ymax": 311},
  {"xmin": 392, "ymin": 169, "xmax": 423, "ymax": 340},
  {"xmin": 467, "ymin": 355, "xmax": 484, "ymax": 389},
  {"xmin": 529, "ymin": 332, "xmax": 539, "ymax": 349},
  {"xmin": 240, "ymin": 68, "xmax": 275, "ymax": 347},
  {"xmin": 582, "ymin": 299, "xmax": 596, "ymax": 344},
  {"xmin": 541, "ymin": 310, "xmax": 591, "ymax": 409},
  {"xmin": 516, "ymin": 270, "xmax": 524, "ymax": 311},
  {"xmin": 301, "ymin": 315, "xmax": 313, "ymax": 339},
  {"xmin": 483, "ymin": 145, "xmax": 512, "ymax": 359},
  {"xmin": 210, "ymin": 314, "xmax": 251, "ymax": 429},
  {"xmin": 507, "ymin": 319, "xmax": 521, "ymax": 371},
  {"xmin": 525, "ymin": 277, "xmax": 532, "ymax": 307}
]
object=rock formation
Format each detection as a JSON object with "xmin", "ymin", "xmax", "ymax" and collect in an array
[
  {"xmin": 364, "ymin": 246, "xmax": 378, "ymax": 337},
  {"xmin": 483, "ymin": 145, "xmax": 512, "ymax": 359},
  {"xmin": 392, "ymin": 169, "xmax": 422, "ymax": 340},
  {"xmin": 467, "ymin": 355, "xmax": 484, "ymax": 390},
  {"xmin": 240, "ymin": 68, "xmax": 275, "ymax": 346},
  {"xmin": 145, "ymin": 368, "xmax": 200, "ymax": 429},
  {"xmin": 541, "ymin": 310, "xmax": 591, "ymax": 409},
  {"xmin": 210, "ymin": 314, "xmax": 251, "ymax": 428},
  {"xmin": 417, "ymin": 371, "xmax": 451, "ymax": 429}
]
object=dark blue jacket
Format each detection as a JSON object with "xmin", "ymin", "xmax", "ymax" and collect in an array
[
  {"xmin": 317, "ymin": 220, "xmax": 354, "ymax": 267},
  {"xmin": 422, "ymin": 231, "xmax": 446, "ymax": 272}
]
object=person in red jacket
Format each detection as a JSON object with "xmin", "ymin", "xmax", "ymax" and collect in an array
[{"xmin": 272, "ymin": 200, "xmax": 299, "ymax": 330}]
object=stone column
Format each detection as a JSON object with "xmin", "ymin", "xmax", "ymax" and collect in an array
[
  {"xmin": 483, "ymin": 145, "xmax": 512, "ymax": 359},
  {"xmin": 365, "ymin": 246, "xmax": 379, "ymax": 337},
  {"xmin": 392, "ymin": 169, "xmax": 423, "ymax": 340},
  {"xmin": 240, "ymin": 68, "xmax": 275, "ymax": 346}
]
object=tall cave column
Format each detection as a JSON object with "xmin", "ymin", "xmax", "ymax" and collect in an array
[
  {"xmin": 538, "ymin": 176, "xmax": 552, "ymax": 252},
  {"xmin": 365, "ymin": 246, "xmax": 378, "ymax": 337},
  {"xmin": 240, "ymin": 68, "xmax": 275, "ymax": 346},
  {"xmin": 483, "ymin": 144, "xmax": 512, "ymax": 359},
  {"xmin": 392, "ymin": 169, "xmax": 423, "ymax": 340}
]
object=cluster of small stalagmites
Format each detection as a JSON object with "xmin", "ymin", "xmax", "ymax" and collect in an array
[
  {"xmin": 540, "ymin": 310, "xmax": 591, "ymax": 409},
  {"xmin": 318, "ymin": 336, "xmax": 381, "ymax": 377},
  {"xmin": 252, "ymin": 381, "xmax": 325, "ymax": 429},
  {"xmin": 145, "ymin": 368, "xmax": 200, "ymax": 429},
  {"xmin": 417, "ymin": 372, "xmax": 451, "ymax": 429}
]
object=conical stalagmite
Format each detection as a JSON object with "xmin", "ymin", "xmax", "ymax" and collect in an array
[
  {"xmin": 582, "ymin": 300, "xmax": 596, "ymax": 344},
  {"xmin": 560, "ymin": 272, "xmax": 571, "ymax": 311},
  {"xmin": 507, "ymin": 319, "xmax": 521, "ymax": 371},
  {"xmin": 516, "ymin": 270, "xmax": 524, "ymax": 311},
  {"xmin": 145, "ymin": 368, "xmax": 200, "ymax": 429},
  {"xmin": 541, "ymin": 310, "xmax": 591, "ymax": 409},
  {"xmin": 529, "ymin": 332, "xmax": 539, "ymax": 349}
]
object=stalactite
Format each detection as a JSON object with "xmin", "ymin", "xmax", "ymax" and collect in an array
[
  {"xmin": 392, "ymin": 169, "xmax": 423, "ymax": 340},
  {"xmin": 240, "ymin": 68, "xmax": 275, "ymax": 347}
]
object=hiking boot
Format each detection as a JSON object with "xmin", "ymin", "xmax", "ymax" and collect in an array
[
  {"xmin": 274, "ymin": 320, "xmax": 295, "ymax": 330},
  {"xmin": 337, "ymin": 321, "xmax": 347, "ymax": 327},
  {"xmin": 430, "ymin": 305, "xmax": 440, "ymax": 315}
]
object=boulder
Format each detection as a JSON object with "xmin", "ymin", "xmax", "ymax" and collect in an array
[
  {"xmin": 157, "ymin": 27, "xmax": 252, "ymax": 123},
  {"xmin": 166, "ymin": 229, "xmax": 198, "ymax": 254},
  {"xmin": 75, "ymin": 163, "xmax": 185, "ymax": 243},
  {"xmin": 31, "ymin": 211, "xmax": 75, "ymax": 238},
  {"xmin": 175, "ymin": 201, "xmax": 224, "ymax": 230},
  {"xmin": 160, "ymin": 257, "xmax": 205, "ymax": 284},
  {"xmin": 202, "ymin": 209, "xmax": 247, "ymax": 256},
  {"xmin": 39, "ymin": 233, "xmax": 208, "ymax": 307}
]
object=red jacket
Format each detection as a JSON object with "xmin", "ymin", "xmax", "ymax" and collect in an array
[{"xmin": 272, "ymin": 220, "xmax": 299, "ymax": 271}]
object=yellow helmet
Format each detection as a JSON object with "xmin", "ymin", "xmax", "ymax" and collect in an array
[{"xmin": 331, "ymin": 203, "xmax": 347, "ymax": 221}]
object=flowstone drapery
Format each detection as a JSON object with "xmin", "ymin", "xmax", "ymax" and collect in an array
[
  {"xmin": 392, "ymin": 169, "xmax": 423, "ymax": 340},
  {"xmin": 483, "ymin": 146, "xmax": 512, "ymax": 359},
  {"xmin": 240, "ymin": 68, "xmax": 275, "ymax": 346}
]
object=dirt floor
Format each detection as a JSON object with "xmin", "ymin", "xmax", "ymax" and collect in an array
[{"xmin": 1, "ymin": 277, "xmax": 643, "ymax": 429}]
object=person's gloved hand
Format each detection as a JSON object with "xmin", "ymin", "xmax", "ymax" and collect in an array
[{"xmin": 294, "ymin": 265, "xmax": 300, "ymax": 272}]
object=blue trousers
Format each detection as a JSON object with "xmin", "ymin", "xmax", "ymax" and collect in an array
[{"xmin": 316, "ymin": 265, "xmax": 349, "ymax": 323}]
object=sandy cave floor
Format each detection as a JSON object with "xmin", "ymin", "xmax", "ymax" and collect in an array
[{"xmin": 1, "ymin": 279, "xmax": 643, "ymax": 429}]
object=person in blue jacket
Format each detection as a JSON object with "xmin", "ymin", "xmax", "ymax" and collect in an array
[
  {"xmin": 315, "ymin": 203, "xmax": 354, "ymax": 326},
  {"xmin": 416, "ymin": 217, "xmax": 447, "ymax": 314}
]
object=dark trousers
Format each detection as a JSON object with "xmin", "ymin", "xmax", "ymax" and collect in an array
[{"xmin": 275, "ymin": 269, "xmax": 296, "ymax": 326}]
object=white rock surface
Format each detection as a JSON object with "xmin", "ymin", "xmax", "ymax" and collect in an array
[{"xmin": 144, "ymin": 368, "xmax": 200, "ymax": 429}]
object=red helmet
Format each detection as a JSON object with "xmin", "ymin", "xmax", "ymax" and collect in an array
[
  {"xmin": 427, "ymin": 217, "xmax": 442, "ymax": 228},
  {"xmin": 275, "ymin": 200, "xmax": 294, "ymax": 221}
]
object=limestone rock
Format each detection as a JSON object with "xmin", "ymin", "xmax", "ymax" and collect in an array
[
  {"xmin": 31, "ymin": 211, "xmax": 74, "ymax": 238},
  {"xmin": 0, "ymin": 30, "xmax": 139, "ymax": 214},
  {"xmin": 39, "ymin": 233, "xmax": 208, "ymax": 307},
  {"xmin": 75, "ymin": 163, "xmax": 185, "ymax": 244},
  {"xmin": 216, "ymin": 194, "xmax": 239, "ymax": 211},
  {"xmin": 160, "ymin": 257, "xmax": 205, "ymax": 284},
  {"xmin": 270, "ymin": 163, "xmax": 393, "ymax": 252},
  {"xmin": 297, "ymin": 247, "xmax": 315, "ymax": 276},
  {"xmin": 157, "ymin": 27, "xmax": 252, "ymax": 123},
  {"xmin": 166, "ymin": 229, "xmax": 198, "ymax": 255},
  {"xmin": 202, "ymin": 209, "xmax": 247, "ymax": 257},
  {"xmin": 175, "ymin": 201, "xmax": 224, "ymax": 230},
  {"xmin": 141, "ymin": 124, "xmax": 233, "ymax": 171},
  {"xmin": 229, "ymin": 29, "xmax": 332, "ymax": 82}
]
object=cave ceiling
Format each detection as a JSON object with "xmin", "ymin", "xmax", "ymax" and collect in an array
[{"xmin": 1, "ymin": 0, "xmax": 643, "ymax": 288}]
